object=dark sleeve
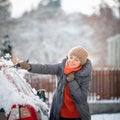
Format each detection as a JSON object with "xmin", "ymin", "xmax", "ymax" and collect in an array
[{"xmin": 29, "ymin": 63, "xmax": 61, "ymax": 75}]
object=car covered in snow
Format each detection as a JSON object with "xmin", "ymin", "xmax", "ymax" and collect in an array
[{"xmin": 0, "ymin": 56, "xmax": 49, "ymax": 120}]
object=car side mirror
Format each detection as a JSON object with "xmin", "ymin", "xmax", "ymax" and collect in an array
[{"xmin": 37, "ymin": 89, "xmax": 48, "ymax": 102}]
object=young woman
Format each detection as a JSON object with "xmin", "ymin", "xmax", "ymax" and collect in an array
[{"xmin": 17, "ymin": 46, "xmax": 92, "ymax": 120}]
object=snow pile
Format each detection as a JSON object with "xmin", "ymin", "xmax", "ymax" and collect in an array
[
  {"xmin": 0, "ymin": 56, "xmax": 48, "ymax": 119},
  {"xmin": 91, "ymin": 113, "xmax": 120, "ymax": 120}
]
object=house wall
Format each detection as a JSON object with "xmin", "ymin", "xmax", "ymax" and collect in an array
[{"xmin": 107, "ymin": 34, "xmax": 120, "ymax": 68}]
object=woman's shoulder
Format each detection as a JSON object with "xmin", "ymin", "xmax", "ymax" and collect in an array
[{"xmin": 76, "ymin": 59, "xmax": 92, "ymax": 77}]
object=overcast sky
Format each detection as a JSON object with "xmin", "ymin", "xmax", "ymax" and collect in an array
[{"xmin": 9, "ymin": 0, "xmax": 119, "ymax": 18}]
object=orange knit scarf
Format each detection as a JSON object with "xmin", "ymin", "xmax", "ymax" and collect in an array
[{"xmin": 64, "ymin": 60, "xmax": 82, "ymax": 74}]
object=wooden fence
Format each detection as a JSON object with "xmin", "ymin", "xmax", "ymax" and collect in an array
[
  {"xmin": 25, "ymin": 68, "xmax": 120, "ymax": 102},
  {"xmin": 89, "ymin": 68, "xmax": 120, "ymax": 100}
]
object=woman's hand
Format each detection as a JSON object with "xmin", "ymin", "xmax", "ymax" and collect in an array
[
  {"xmin": 66, "ymin": 73, "xmax": 75, "ymax": 82},
  {"xmin": 17, "ymin": 61, "xmax": 31, "ymax": 70}
]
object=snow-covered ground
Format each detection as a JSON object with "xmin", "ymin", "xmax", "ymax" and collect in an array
[
  {"xmin": 91, "ymin": 113, "xmax": 120, "ymax": 120},
  {"xmin": 89, "ymin": 95, "xmax": 120, "ymax": 120}
]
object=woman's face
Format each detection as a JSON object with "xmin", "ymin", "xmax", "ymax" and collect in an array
[{"xmin": 68, "ymin": 55, "xmax": 81, "ymax": 68}]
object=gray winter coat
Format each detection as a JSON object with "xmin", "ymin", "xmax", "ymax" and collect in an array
[{"xmin": 29, "ymin": 57, "xmax": 92, "ymax": 120}]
